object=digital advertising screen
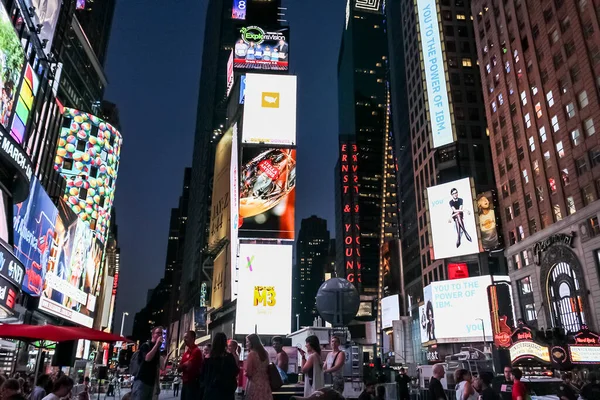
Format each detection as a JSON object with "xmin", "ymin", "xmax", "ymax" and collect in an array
[
  {"xmin": 381, "ymin": 295, "xmax": 400, "ymax": 330},
  {"xmin": 241, "ymin": 73, "xmax": 297, "ymax": 146},
  {"xmin": 0, "ymin": 3, "xmax": 25, "ymax": 131},
  {"xmin": 239, "ymin": 147, "xmax": 295, "ymax": 239},
  {"xmin": 230, "ymin": 125, "xmax": 239, "ymax": 298},
  {"xmin": 232, "ymin": 0, "xmax": 247, "ymax": 19},
  {"xmin": 11, "ymin": 64, "xmax": 40, "ymax": 144},
  {"xmin": 234, "ymin": 26, "xmax": 289, "ymax": 71},
  {"xmin": 23, "ymin": 0, "xmax": 61, "ymax": 56},
  {"xmin": 234, "ymin": 243, "xmax": 292, "ymax": 335},
  {"xmin": 226, "ymin": 50, "xmax": 234, "ymax": 97},
  {"xmin": 55, "ymin": 108, "xmax": 122, "ymax": 243},
  {"xmin": 416, "ymin": 0, "xmax": 454, "ymax": 148},
  {"xmin": 0, "ymin": 190, "xmax": 9, "ymax": 244},
  {"xmin": 420, "ymin": 275, "xmax": 510, "ymax": 343},
  {"xmin": 476, "ymin": 191, "xmax": 500, "ymax": 251},
  {"xmin": 209, "ymin": 127, "xmax": 233, "ymax": 246},
  {"xmin": 426, "ymin": 178, "xmax": 480, "ymax": 259},
  {"xmin": 239, "ymin": 75, "xmax": 246, "ymax": 104},
  {"xmin": 13, "ymin": 178, "xmax": 58, "ymax": 296},
  {"xmin": 38, "ymin": 200, "xmax": 98, "ymax": 327},
  {"xmin": 381, "ymin": 240, "xmax": 401, "ymax": 298}
]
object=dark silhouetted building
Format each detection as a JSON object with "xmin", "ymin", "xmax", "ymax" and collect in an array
[
  {"xmin": 472, "ymin": 0, "xmax": 600, "ymax": 333},
  {"xmin": 293, "ymin": 216, "xmax": 330, "ymax": 328}
]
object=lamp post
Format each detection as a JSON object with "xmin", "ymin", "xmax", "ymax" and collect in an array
[
  {"xmin": 120, "ymin": 312, "xmax": 129, "ymax": 337},
  {"xmin": 476, "ymin": 318, "xmax": 486, "ymax": 349}
]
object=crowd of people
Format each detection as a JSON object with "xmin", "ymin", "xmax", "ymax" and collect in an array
[{"xmin": 0, "ymin": 371, "xmax": 86, "ymax": 400}]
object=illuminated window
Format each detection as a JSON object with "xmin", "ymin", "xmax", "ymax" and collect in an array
[
  {"xmin": 546, "ymin": 90, "xmax": 554, "ymax": 107},
  {"xmin": 462, "ymin": 58, "xmax": 473, "ymax": 67},
  {"xmin": 456, "ymin": 13, "xmax": 466, "ymax": 20},
  {"xmin": 552, "ymin": 115, "xmax": 560, "ymax": 132},
  {"xmin": 522, "ymin": 169, "xmax": 529, "ymax": 183},
  {"xmin": 578, "ymin": 90, "xmax": 589, "ymax": 108},
  {"xmin": 571, "ymin": 129, "xmax": 582, "ymax": 146},
  {"xmin": 566, "ymin": 102, "xmax": 576, "ymax": 119},
  {"xmin": 498, "ymin": 93, "xmax": 504, "ymax": 105},
  {"xmin": 567, "ymin": 196, "xmax": 576, "ymax": 214},
  {"xmin": 585, "ymin": 118, "xmax": 596, "ymax": 136},
  {"xmin": 553, "ymin": 204, "xmax": 562, "ymax": 221},
  {"xmin": 491, "ymin": 101, "xmax": 497, "ymax": 113},
  {"xmin": 539, "ymin": 126, "xmax": 547, "ymax": 142},
  {"xmin": 562, "ymin": 168, "xmax": 570, "ymax": 186},
  {"xmin": 544, "ymin": 151, "xmax": 552, "ymax": 167},
  {"xmin": 535, "ymin": 102, "xmax": 543, "ymax": 118},
  {"xmin": 521, "ymin": 91, "xmax": 528, "ymax": 105},
  {"xmin": 556, "ymin": 141, "xmax": 565, "ymax": 158},
  {"xmin": 525, "ymin": 113, "xmax": 531, "ymax": 128},
  {"xmin": 529, "ymin": 136, "xmax": 536, "ymax": 152},
  {"xmin": 547, "ymin": 262, "xmax": 587, "ymax": 333}
]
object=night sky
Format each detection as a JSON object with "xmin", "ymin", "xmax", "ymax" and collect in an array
[{"xmin": 105, "ymin": 0, "xmax": 346, "ymax": 335}]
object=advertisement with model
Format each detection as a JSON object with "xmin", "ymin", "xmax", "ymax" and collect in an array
[
  {"xmin": 235, "ymin": 243, "xmax": 292, "ymax": 335},
  {"xmin": 241, "ymin": 73, "xmax": 297, "ymax": 146},
  {"xmin": 420, "ymin": 275, "xmax": 511, "ymax": 344},
  {"xmin": 416, "ymin": 0, "xmax": 454, "ymax": 148},
  {"xmin": 0, "ymin": 2, "xmax": 25, "ymax": 132},
  {"xmin": 476, "ymin": 191, "xmax": 500, "ymax": 250},
  {"xmin": 234, "ymin": 26, "xmax": 289, "ymax": 71},
  {"xmin": 239, "ymin": 147, "xmax": 295, "ymax": 239},
  {"xmin": 426, "ymin": 178, "xmax": 480, "ymax": 259},
  {"xmin": 22, "ymin": 0, "xmax": 62, "ymax": 56}
]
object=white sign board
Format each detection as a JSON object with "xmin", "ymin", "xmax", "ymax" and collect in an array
[{"xmin": 381, "ymin": 295, "xmax": 400, "ymax": 329}]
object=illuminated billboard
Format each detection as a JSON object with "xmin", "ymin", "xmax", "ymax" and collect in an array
[
  {"xmin": 234, "ymin": 26, "xmax": 289, "ymax": 71},
  {"xmin": 476, "ymin": 191, "xmax": 499, "ymax": 251},
  {"xmin": 0, "ymin": 3, "xmax": 25, "ymax": 131},
  {"xmin": 226, "ymin": 50, "xmax": 234, "ymax": 98},
  {"xmin": 416, "ymin": 0, "xmax": 454, "ymax": 148},
  {"xmin": 339, "ymin": 141, "xmax": 361, "ymax": 284},
  {"xmin": 421, "ymin": 275, "xmax": 510, "ymax": 343},
  {"xmin": 38, "ymin": 200, "xmax": 98, "ymax": 327},
  {"xmin": 234, "ymin": 243, "xmax": 292, "ymax": 335},
  {"xmin": 232, "ymin": 0, "xmax": 247, "ymax": 20},
  {"xmin": 381, "ymin": 295, "xmax": 399, "ymax": 329},
  {"xmin": 13, "ymin": 178, "xmax": 58, "ymax": 296},
  {"xmin": 55, "ymin": 108, "xmax": 122, "ymax": 243},
  {"xmin": 11, "ymin": 64, "xmax": 40, "ymax": 144},
  {"xmin": 242, "ymin": 74, "xmax": 297, "ymax": 146},
  {"xmin": 23, "ymin": 0, "xmax": 62, "ymax": 55},
  {"xmin": 230, "ymin": 126, "xmax": 239, "ymax": 298},
  {"xmin": 426, "ymin": 178, "xmax": 480, "ymax": 259},
  {"xmin": 239, "ymin": 147, "xmax": 295, "ymax": 240}
]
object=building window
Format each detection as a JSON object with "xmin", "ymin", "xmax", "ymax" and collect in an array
[
  {"xmin": 547, "ymin": 262, "xmax": 586, "ymax": 333},
  {"xmin": 553, "ymin": 204, "xmax": 563, "ymax": 221},
  {"xmin": 556, "ymin": 141, "xmax": 565, "ymax": 158},
  {"xmin": 529, "ymin": 136, "xmax": 535, "ymax": 152},
  {"xmin": 544, "ymin": 151, "xmax": 551, "ymax": 168},
  {"xmin": 518, "ymin": 225, "xmax": 525, "ymax": 240},
  {"xmin": 506, "ymin": 206, "xmax": 514, "ymax": 221},
  {"xmin": 541, "ymin": 212, "xmax": 551, "ymax": 228},
  {"xmin": 552, "ymin": 115, "xmax": 560, "ymax": 132},
  {"xmin": 539, "ymin": 126, "xmax": 547, "ymax": 142},
  {"xmin": 514, "ymin": 201, "xmax": 521, "ymax": 217},
  {"xmin": 535, "ymin": 102, "xmax": 543, "ymax": 118},
  {"xmin": 537, "ymin": 186, "xmax": 545, "ymax": 202},
  {"xmin": 520, "ymin": 277, "xmax": 533, "ymax": 293},
  {"xmin": 529, "ymin": 218, "xmax": 537, "ymax": 234},
  {"xmin": 549, "ymin": 29, "xmax": 560, "ymax": 44},
  {"xmin": 63, "ymin": 158, "xmax": 73, "ymax": 170},
  {"xmin": 533, "ymin": 160, "xmax": 540, "ymax": 176},
  {"xmin": 525, "ymin": 193, "xmax": 533, "ymax": 209},
  {"xmin": 590, "ymin": 216, "xmax": 600, "ymax": 236},
  {"xmin": 517, "ymin": 146, "xmax": 525, "ymax": 161},
  {"xmin": 582, "ymin": 184, "xmax": 597, "ymax": 205},
  {"xmin": 571, "ymin": 65, "xmax": 581, "ymax": 83},
  {"xmin": 571, "ymin": 129, "xmax": 582, "ymax": 146},
  {"xmin": 521, "ymin": 91, "xmax": 528, "ymax": 105},
  {"xmin": 567, "ymin": 196, "xmax": 576, "ymax": 215},
  {"xmin": 584, "ymin": 118, "xmax": 596, "ymax": 136},
  {"xmin": 491, "ymin": 101, "xmax": 497, "ymax": 113},
  {"xmin": 525, "ymin": 113, "xmax": 531, "ymax": 128},
  {"xmin": 566, "ymin": 103, "xmax": 576, "ymax": 119},
  {"xmin": 514, "ymin": 254, "xmax": 522, "ymax": 270},
  {"xmin": 561, "ymin": 168, "xmax": 570, "ymax": 186},
  {"xmin": 462, "ymin": 58, "xmax": 473, "ymax": 67},
  {"xmin": 522, "ymin": 169, "xmax": 529, "ymax": 184},
  {"xmin": 576, "ymin": 157, "xmax": 589, "ymax": 176},
  {"xmin": 549, "ymin": 177, "xmax": 557, "ymax": 194},
  {"xmin": 590, "ymin": 147, "xmax": 600, "ymax": 168},
  {"xmin": 578, "ymin": 90, "xmax": 590, "ymax": 109},
  {"xmin": 546, "ymin": 91, "xmax": 554, "ymax": 107},
  {"xmin": 510, "ymin": 179, "xmax": 517, "ymax": 194}
]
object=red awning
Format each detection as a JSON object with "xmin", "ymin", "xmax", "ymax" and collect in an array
[{"xmin": 0, "ymin": 324, "xmax": 129, "ymax": 343}]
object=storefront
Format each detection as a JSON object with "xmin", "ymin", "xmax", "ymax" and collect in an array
[{"xmin": 506, "ymin": 200, "xmax": 600, "ymax": 334}]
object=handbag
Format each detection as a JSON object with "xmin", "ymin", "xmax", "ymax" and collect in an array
[{"xmin": 267, "ymin": 362, "xmax": 283, "ymax": 391}]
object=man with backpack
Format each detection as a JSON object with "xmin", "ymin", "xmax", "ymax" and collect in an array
[
  {"xmin": 131, "ymin": 326, "xmax": 164, "ymax": 400},
  {"xmin": 178, "ymin": 330, "xmax": 204, "ymax": 400}
]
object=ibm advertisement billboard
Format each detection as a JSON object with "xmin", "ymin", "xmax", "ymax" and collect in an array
[{"xmin": 417, "ymin": 0, "xmax": 455, "ymax": 148}]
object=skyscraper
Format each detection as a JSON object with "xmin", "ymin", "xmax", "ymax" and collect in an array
[
  {"xmin": 398, "ymin": 0, "xmax": 501, "ymax": 298},
  {"xmin": 472, "ymin": 0, "xmax": 600, "ymax": 333},
  {"xmin": 293, "ymin": 216, "xmax": 330, "ymax": 328},
  {"xmin": 180, "ymin": 0, "xmax": 235, "ymax": 315},
  {"xmin": 336, "ymin": 0, "xmax": 399, "ymax": 295}
]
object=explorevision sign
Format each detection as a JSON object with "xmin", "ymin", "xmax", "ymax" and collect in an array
[
  {"xmin": 0, "ymin": 127, "xmax": 32, "ymax": 203},
  {"xmin": 234, "ymin": 25, "xmax": 290, "ymax": 71}
]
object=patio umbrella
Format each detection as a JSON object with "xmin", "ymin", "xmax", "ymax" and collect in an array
[{"xmin": 0, "ymin": 324, "xmax": 129, "ymax": 343}]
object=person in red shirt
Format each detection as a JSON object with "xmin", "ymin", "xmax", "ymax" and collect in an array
[
  {"xmin": 178, "ymin": 330, "xmax": 204, "ymax": 400},
  {"xmin": 511, "ymin": 368, "xmax": 528, "ymax": 400}
]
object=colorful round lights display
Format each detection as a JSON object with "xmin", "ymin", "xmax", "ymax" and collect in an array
[{"xmin": 54, "ymin": 108, "xmax": 122, "ymax": 243}]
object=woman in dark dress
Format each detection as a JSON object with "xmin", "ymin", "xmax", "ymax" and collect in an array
[{"xmin": 203, "ymin": 333, "xmax": 239, "ymax": 400}]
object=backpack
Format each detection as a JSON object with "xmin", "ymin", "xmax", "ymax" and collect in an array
[{"xmin": 129, "ymin": 347, "xmax": 144, "ymax": 377}]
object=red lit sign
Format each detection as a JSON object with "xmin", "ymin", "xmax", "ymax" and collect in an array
[
  {"xmin": 448, "ymin": 263, "xmax": 469, "ymax": 280},
  {"xmin": 112, "ymin": 273, "xmax": 119, "ymax": 296},
  {"xmin": 340, "ymin": 142, "xmax": 361, "ymax": 284}
]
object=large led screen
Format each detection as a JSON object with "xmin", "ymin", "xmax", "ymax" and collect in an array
[
  {"xmin": 234, "ymin": 243, "xmax": 292, "ymax": 335},
  {"xmin": 242, "ymin": 74, "xmax": 297, "ymax": 146},
  {"xmin": 416, "ymin": 0, "xmax": 454, "ymax": 148},
  {"xmin": 13, "ymin": 178, "xmax": 58, "ymax": 295},
  {"xmin": 38, "ymin": 201, "xmax": 98, "ymax": 327},
  {"xmin": 232, "ymin": 0, "xmax": 247, "ymax": 20},
  {"xmin": 55, "ymin": 108, "xmax": 122, "ymax": 243},
  {"xmin": 476, "ymin": 191, "xmax": 499, "ymax": 251},
  {"xmin": 23, "ymin": 0, "xmax": 61, "ymax": 56},
  {"xmin": 239, "ymin": 147, "xmax": 295, "ymax": 239},
  {"xmin": 426, "ymin": 178, "xmax": 479, "ymax": 259},
  {"xmin": 421, "ymin": 275, "xmax": 510, "ymax": 343},
  {"xmin": 0, "ymin": 3, "xmax": 25, "ymax": 130},
  {"xmin": 11, "ymin": 64, "xmax": 40, "ymax": 144},
  {"xmin": 234, "ymin": 26, "xmax": 289, "ymax": 71}
]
